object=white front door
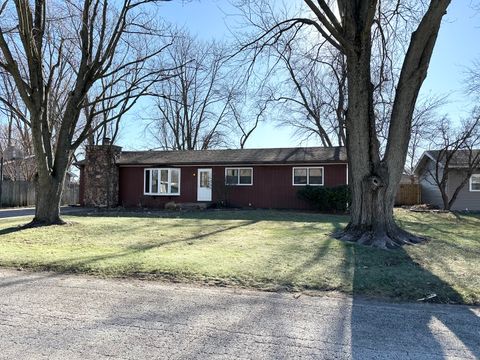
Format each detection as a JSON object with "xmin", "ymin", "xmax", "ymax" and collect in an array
[{"xmin": 197, "ymin": 168, "xmax": 212, "ymax": 201}]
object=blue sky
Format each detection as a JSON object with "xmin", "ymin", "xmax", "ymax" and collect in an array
[{"xmin": 118, "ymin": 1, "xmax": 480, "ymax": 151}]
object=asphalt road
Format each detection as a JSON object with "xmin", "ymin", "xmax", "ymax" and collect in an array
[
  {"xmin": 0, "ymin": 270, "xmax": 478, "ymax": 359},
  {"xmin": 0, "ymin": 206, "xmax": 86, "ymax": 219}
]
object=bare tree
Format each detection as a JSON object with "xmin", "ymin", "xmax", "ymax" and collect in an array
[
  {"xmin": 236, "ymin": 0, "xmax": 451, "ymax": 248},
  {"xmin": 272, "ymin": 44, "xmax": 347, "ymax": 146},
  {"xmin": 465, "ymin": 57, "xmax": 480, "ymax": 100},
  {"xmin": 0, "ymin": 71, "xmax": 35, "ymax": 180},
  {"xmin": 0, "ymin": 131, "xmax": 35, "ymax": 181},
  {"xmin": 229, "ymin": 96, "xmax": 268, "ymax": 149},
  {"xmin": 148, "ymin": 32, "xmax": 241, "ymax": 150},
  {"xmin": 233, "ymin": 2, "xmax": 347, "ymax": 147},
  {"xmin": 405, "ymin": 94, "xmax": 449, "ymax": 177},
  {"xmin": 274, "ymin": 35, "xmax": 347, "ymax": 146},
  {"xmin": 0, "ymin": 0, "xmax": 170, "ymax": 225},
  {"xmin": 83, "ymin": 71, "xmax": 151, "ymax": 147},
  {"xmin": 422, "ymin": 114, "xmax": 480, "ymax": 210}
]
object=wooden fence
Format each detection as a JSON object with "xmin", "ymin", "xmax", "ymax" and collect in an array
[
  {"xmin": 395, "ymin": 183, "xmax": 421, "ymax": 206},
  {"xmin": 0, "ymin": 181, "xmax": 79, "ymax": 207}
]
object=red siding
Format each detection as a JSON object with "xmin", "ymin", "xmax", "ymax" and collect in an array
[{"xmin": 118, "ymin": 164, "xmax": 347, "ymax": 210}]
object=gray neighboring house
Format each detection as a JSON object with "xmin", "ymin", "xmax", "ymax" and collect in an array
[{"xmin": 414, "ymin": 150, "xmax": 480, "ymax": 210}]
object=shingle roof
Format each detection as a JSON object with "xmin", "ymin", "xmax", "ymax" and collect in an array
[
  {"xmin": 78, "ymin": 146, "xmax": 347, "ymax": 166},
  {"xmin": 414, "ymin": 149, "xmax": 480, "ymax": 175},
  {"xmin": 425, "ymin": 149, "xmax": 480, "ymax": 167}
]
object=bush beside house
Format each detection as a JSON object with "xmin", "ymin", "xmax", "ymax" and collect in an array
[{"xmin": 297, "ymin": 185, "xmax": 350, "ymax": 212}]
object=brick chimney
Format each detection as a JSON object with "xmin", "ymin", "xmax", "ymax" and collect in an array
[{"xmin": 83, "ymin": 141, "xmax": 122, "ymax": 207}]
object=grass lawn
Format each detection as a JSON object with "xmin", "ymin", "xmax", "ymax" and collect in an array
[{"xmin": 0, "ymin": 209, "xmax": 478, "ymax": 305}]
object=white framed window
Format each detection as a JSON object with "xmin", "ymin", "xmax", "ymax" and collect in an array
[
  {"xmin": 144, "ymin": 168, "xmax": 180, "ymax": 195},
  {"xmin": 225, "ymin": 167, "xmax": 253, "ymax": 186},
  {"xmin": 293, "ymin": 167, "xmax": 324, "ymax": 186},
  {"xmin": 470, "ymin": 174, "xmax": 480, "ymax": 192}
]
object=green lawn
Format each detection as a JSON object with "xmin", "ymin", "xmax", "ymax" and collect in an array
[{"xmin": 0, "ymin": 209, "xmax": 478, "ymax": 305}]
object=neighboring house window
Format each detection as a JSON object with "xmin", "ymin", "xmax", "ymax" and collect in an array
[
  {"xmin": 293, "ymin": 167, "xmax": 324, "ymax": 186},
  {"xmin": 144, "ymin": 168, "xmax": 180, "ymax": 195},
  {"xmin": 470, "ymin": 174, "xmax": 480, "ymax": 192},
  {"xmin": 225, "ymin": 167, "xmax": 253, "ymax": 185}
]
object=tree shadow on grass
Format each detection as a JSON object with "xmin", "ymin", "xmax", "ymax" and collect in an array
[
  {"xmin": 0, "ymin": 226, "xmax": 25, "ymax": 236},
  {"xmin": 401, "ymin": 212, "xmax": 480, "ymax": 238},
  {"xmin": 30, "ymin": 220, "xmax": 259, "ymax": 274},
  {"xmin": 272, "ymin": 220, "xmax": 347, "ymax": 289},
  {"xmin": 0, "ymin": 222, "xmax": 40, "ymax": 235}
]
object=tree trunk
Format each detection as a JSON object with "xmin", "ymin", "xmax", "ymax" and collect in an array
[
  {"xmin": 28, "ymin": 174, "xmax": 65, "ymax": 226},
  {"xmin": 27, "ymin": 130, "xmax": 70, "ymax": 227},
  {"xmin": 333, "ymin": 5, "xmax": 427, "ymax": 249},
  {"xmin": 25, "ymin": 104, "xmax": 72, "ymax": 227},
  {"xmin": 335, "ymin": 173, "xmax": 426, "ymax": 249},
  {"xmin": 441, "ymin": 187, "xmax": 450, "ymax": 211}
]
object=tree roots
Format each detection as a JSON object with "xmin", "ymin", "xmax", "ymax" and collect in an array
[
  {"xmin": 333, "ymin": 223, "xmax": 428, "ymax": 250},
  {"xmin": 22, "ymin": 217, "xmax": 67, "ymax": 229}
]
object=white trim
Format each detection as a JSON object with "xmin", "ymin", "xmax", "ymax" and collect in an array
[
  {"xmin": 413, "ymin": 151, "xmax": 442, "ymax": 175},
  {"xmin": 224, "ymin": 167, "xmax": 253, "ymax": 186},
  {"xmin": 197, "ymin": 168, "xmax": 212, "ymax": 201},
  {"xmin": 292, "ymin": 166, "xmax": 324, "ymax": 186},
  {"xmin": 144, "ymin": 168, "xmax": 181, "ymax": 196},
  {"xmin": 424, "ymin": 151, "xmax": 439, "ymax": 163},
  {"xmin": 469, "ymin": 174, "xmax": 480, "ymax": 192}
]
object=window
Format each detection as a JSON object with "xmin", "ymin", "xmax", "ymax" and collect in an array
[
  {"xmin": 225, "ymin": 167, "xmax": 253, "ymax": 185},
  {"xmin": 293, "ymin": 167, "xmax": 324, "ymax": 186},
  {"xmin": 200, "ymin": 171, "xmax": 210, "ymax": 188},
  {"xmin": 144, "ymin": 168, "xmax": 180, "ymax": 195},
  {"xmin": 293, "ymin": 168, "xmax": 307, "ymax": 185},
  {"xmin": 470, "ymin": 174, "xmax": 480, "ymax": 192}
]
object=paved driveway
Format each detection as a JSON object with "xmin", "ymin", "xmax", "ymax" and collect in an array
[
  {"xmin": 0, "ymin": 270, "xmax": 478, "ymax": 359},
  {"xmin": 0, "ymin": 206, "xmax": 86, "ymax": 219}
]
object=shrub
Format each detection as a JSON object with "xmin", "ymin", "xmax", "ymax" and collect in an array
[{"xmin": 297, "ymin": 185, "xmax": 351, "ymax": 212}]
